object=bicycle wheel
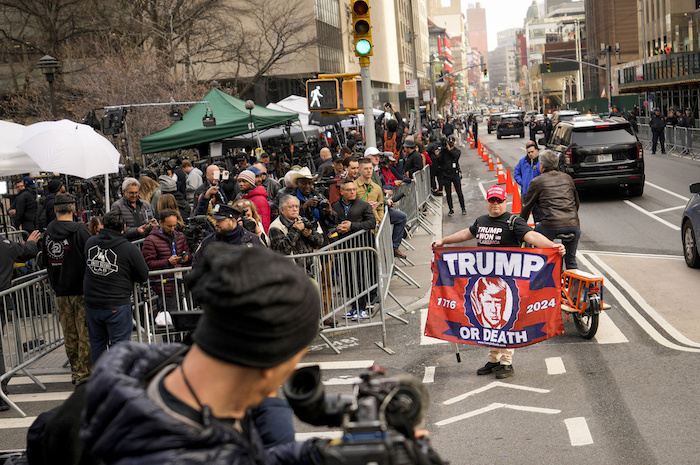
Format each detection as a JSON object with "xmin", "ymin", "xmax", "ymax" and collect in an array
[{"xmin": 573, "ymin": 294, "xmax": 600, "ymax": 339}]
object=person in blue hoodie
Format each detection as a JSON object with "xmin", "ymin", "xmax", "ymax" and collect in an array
[
  {"xmin": 514, "ymin": 141, "xmax": 541, "ymax": 222},
  {"xmin": 83, "ymin": 210, "xmax": 149, "ymax": 364}
]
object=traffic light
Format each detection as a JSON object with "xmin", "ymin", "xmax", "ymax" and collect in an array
[
  {"xmin": 351, "ymin": 0, "xmax": 372, "ymax": 57},
  {"xmin": 546, "ymin": 62, "xmax": 551, "ymax": 72},
  {"xmin": 483, "ymin": 67, "xmax": 488, "ymax": 77},
  {"xmin": 306, "ymin": 79, "xmax": 340, "ymax": 112},
  {"xmin": 498, "ymin": 85, "xmax": 501, "ymax": 91}
]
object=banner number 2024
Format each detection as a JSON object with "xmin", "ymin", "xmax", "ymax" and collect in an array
[{"xmin": 526, "ymin": 298, "xmax": 557, "ymax": 314}]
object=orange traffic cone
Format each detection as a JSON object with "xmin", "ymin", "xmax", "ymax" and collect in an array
[
  {"xmin": 482, "ymin": 146, "xmax": 488, "ymax": 162},
  {"xmin": 487, "ymin": 154, "xmax": 495, "ymax": 171},
  {"xmin": 497, "ymin": 164, "xmax": 506, "ymax": 184},
  {"xmin": 505, "ymin": 169, "xmax": 514, "ymax": 194},
  {"xmin": 511, "ymin": 185, "xmax": 522, "ymax": 214},
  {"xmin": 477, "ymin": 140, "xmax": 482, "ymax": 157}
]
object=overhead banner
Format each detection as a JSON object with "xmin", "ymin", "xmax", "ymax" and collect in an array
[{"xmin": 425, "ymin": 247, "xmax": 564, "ymax": 348}]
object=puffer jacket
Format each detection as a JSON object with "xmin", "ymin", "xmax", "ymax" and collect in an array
[
  {"xmin": 242, "ymin": 186, "xmax": 271, "ymax": 233},
  {"xmin": 520, "ymin": 170, "xmax": 580, "ymax": 228},
  {"xmin": 110, "ymin": 197, "xmax": 154, "ymax": 240},
  {"xmin": 513, "ymin": 155, "xmax": 540, "ymax": 195},
  {"xmin": 141, "ymin": 227, "xmax": 191, "ymax": 296},
  {"xmin": 75, "ymin": 343, "xmax": 323, "ymax": 465}
]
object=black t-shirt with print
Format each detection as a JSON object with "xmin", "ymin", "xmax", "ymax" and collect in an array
[{"xmin": 468, "ymin": 213, "xmax": 532, "ymax": 247}]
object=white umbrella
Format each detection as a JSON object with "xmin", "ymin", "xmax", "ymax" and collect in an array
[
  {"xmin": 18, "ymin": 119, "xmax": 120, "ymax": 179},
  {"xmin": 0, "ymin": 121, "xmax": 42, "ymax": 177}
]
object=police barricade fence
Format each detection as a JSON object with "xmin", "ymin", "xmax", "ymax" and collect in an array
[
  {"xmin": 3, "ymin": 230, "xmax": 28, "ymax": 244},
  {"xmin": 0, "ymin": 270, "xmax": 64, "ymax": 417},
  {"xmin": 391, "ymin": 177, "xmax": 419, "ymax": 234},
  {"xmin": 638, "ymin": 124, "xmax": 700, "ymax": 158}
]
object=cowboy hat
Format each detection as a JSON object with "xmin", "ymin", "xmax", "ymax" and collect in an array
[{"xmin": 287, "ymin": 167, "xmax": 317, "ymax": 188}]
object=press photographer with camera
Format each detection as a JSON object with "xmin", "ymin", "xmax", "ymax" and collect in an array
[
  {"xmin": 269, "ymin": 195, "xmax": 324, "ymax": 262},
  {"xmin": 287, "ymin": 167, "xmax": 336, "ymax": 237},
  {"xmin": 110, "ymin": 177, "xmax": 158, "ymax": 240},
  {"xmin": 237, "ymin": 169, "xmax": 271, "ymax": 233},
  {"xmin": 192, "ymin": 204, "xmax": 264, "ymax": 266}
]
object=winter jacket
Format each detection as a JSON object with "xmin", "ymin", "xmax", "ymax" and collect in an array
[
  {"xmin": 83, "ymin": 228, "xmax": 149, "ymax": 309},
  {"xmin": 141, "ymin": 228, "xmax": 191, "ymax": 297},
  {"xmin": 438, "ymin": 147, "xmax": 461, "ymax": 178},
  {"xmin": 403, "ymin": 150, "xmax": 423, "ymax": 177},
  {"xmin": 330, "ymin": 198, "xmax": 376, "ymax": 237},
  {"xmin": 44, "ymin": 192, "xmax": 58, "ymax": 226},
  {"xmin": 74, "ymin": 343, "xmax": 323, "ymax": 465},
  {"xmin": 513, "ymin": 155, "xmax": 540, "ymax": 196},
  {"xmin": 354, "ymin": 179, "xmax": 384, "ymax": 225},
  {"xmin": 242, "ymin": 186, "xmax": 271, "ymax": 233},
  {"xmin": 13, "ymin": 187, "xmax": 37, "ymax": 231},
  {"xmin": 649, "ymin": 114, "xmax": 666, "ymax": 132},
  {"xmin": 520, "ymin": 170, "xmax": 580, "ymax": 228},
  {"xmin": 268, "ymin": 215, "xmax": 324, "ymax": 257},
  {"xmin": 193, "ymin": 226, "xmax": 264, "ymax": 266},
  {"xmin": 0, "ymin": 238, "xmax": 37, "ymax": 292},
  {"xmin": 110, "ymin": 197, "xmax": 155, "ymax": 240},
  {"xmin": 186, "ymin": 167, "xmax": 204, "ymax": 202},
  {"xmin": 42, "ymin": 220, "xmax": 91, "ymax": 296}
]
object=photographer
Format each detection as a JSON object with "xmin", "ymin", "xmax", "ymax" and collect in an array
[
  {"xmin": 269, "ymin": 195, "xmax": 324, "ymax": 262},
  {"xmin": 438, "ymin": 135, "xmax": 465, "ymax": 216},
  {"xmin": 110, "ymin": 177, "xmax": 157, "ymax": 240},
  {"xmin": 287, "ymin": 167, "xmax": 336, "ymax": 236},
  {"xmin": 192, "ymin": 204, "xmax": 263, "ymax": 266}
]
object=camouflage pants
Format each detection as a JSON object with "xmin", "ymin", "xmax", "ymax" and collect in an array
[{"xmin": 56, "ymin": 295, "xmax": 92, "ymax": 384}]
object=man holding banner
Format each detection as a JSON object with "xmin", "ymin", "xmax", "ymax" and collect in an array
[{"xmin": 430, "ymin": 185, "xmax": 565, "ymax": 379}]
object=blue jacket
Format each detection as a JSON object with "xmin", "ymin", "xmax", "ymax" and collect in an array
[
  {"xmin": 79, "ymin": 343, "xmax": 324, "ymax": 465},
  {"xmin": 513, "ymin": 155, "xmax": 540, "ymax": 195}
]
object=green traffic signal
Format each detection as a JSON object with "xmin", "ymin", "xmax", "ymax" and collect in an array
[{"xmin": 356, "ymin": 39, "xmax": 372, "ymax": 55}]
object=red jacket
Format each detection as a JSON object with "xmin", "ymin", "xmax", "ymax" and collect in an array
[
  {"xmin": 243, "ymin": 186, "xmax": 271, "ymax": 233},
  {"xmin": 141, "ymin": 227, "xmax": 191, "ymax": 297}
]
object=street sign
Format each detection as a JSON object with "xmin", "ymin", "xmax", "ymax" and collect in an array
[
  {"xmin": 306, "ymin": 79, "xmax": 340, "ymax": 112},
  {"xmin": 406, "ymin": 79, "xmax": 419, "ymax": 98},
  {"xmin": 422, "ymin": 90, "xmax": 430, "ymax": 102}
]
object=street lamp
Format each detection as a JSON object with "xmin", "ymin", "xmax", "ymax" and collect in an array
[
  {"xmin": 245, "ymin": 99, "xmax": 255, "ymax": 146},
  {"xmin": 37, "ymin": 55, "xmax": 61, "ymax": 119}
]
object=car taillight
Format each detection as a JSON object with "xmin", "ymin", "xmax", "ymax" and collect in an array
[
  {"xmin": 636, "ymin": 142, "xmax": 643, "ymax": 159},
  {"xmin": 564, "ymin": 147, "xmax": 572, "ymax": 165}
]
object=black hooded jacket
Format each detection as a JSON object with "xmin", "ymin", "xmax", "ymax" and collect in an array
[
  {"xmin": 83, "ymin": 228, "xmax": 149, "ymax": 309},
  {"xmin": 42, "ymin": 220, "xmax": 91, "ymax": 296}
]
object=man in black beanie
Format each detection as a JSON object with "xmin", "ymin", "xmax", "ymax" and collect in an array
[
  {"xmin": 43, "ymin": 178, "xmax": 65, "ymax": 226},
  {"xmin": 70, "ymin": 244, "xmax": 325, "ymax": 464}
]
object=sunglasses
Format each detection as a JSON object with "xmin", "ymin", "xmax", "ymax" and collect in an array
[{"xmin": 488, "ymin": 197, "xmax": 506, "ymax": 204}]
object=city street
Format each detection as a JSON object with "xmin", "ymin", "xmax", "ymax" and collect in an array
[{"xmin": 2, "ymin": 133, "xmax": 700, "ymax": 464}]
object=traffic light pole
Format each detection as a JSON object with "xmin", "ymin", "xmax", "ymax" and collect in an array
[{"xmin": 360, "ymin": 57, "xmax": 376, "ymax": 148}]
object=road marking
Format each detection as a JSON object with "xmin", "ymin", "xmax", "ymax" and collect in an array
[
  {"xmin": 8, "ymin": 374, "xmax": 71, "ymax": 386},
  {"xmin": 587, "ymin": 253, "xmax": 700, "ymax": 348},
  {"xmin": 295, "ymin": 431, "xmax": 343, "ymax": 440},
  {"xmin": 646, "ymin": 181, "xmax": 690, "ymax": 202},
  {"xmin": 436, "ymin": 403, "xmax": 560, "ymax": 426},
  {"xmin": 423, "ymin": 366, "xmax": 436, "ymax": 383},
  {"xmin": 545, "ymin": 357, "xmax": 566, "ymax": 375},
  {"xmin": 324, "ymin": 377, "xmax": 362, "ymax": 385},
  {"xmin": 9, "ymin": 392, "xmax": 72, "ymax": 403},
  {"xmin": 578, "ymin": 254, "xmax": 700, "ymax": 352},
  {"xmin": 623, "ymin": 200, "xmax": 681, "ymax": 231},
  {"xmin": 578, "ymin": 249, "xmax": 683, "ymax": 260},
  {"xmin": 420, "ymin": 309, "xmax": 448, "ymax": 345},
  {"xmin": 565, "ymin": 417, "xmax": 594, "ymax": 446},
  {"xmin": 443, "ymin": 381, "xmax": 549, "ymax": 405},
  {"xmin": 651, "ymin": 205, "xmax": 685, "ymax": 214},
  {"xmin": 593, "ymin": 312, "xmax": 629, "ymax": 344},
  {"xmin": 298, "ymin": 361, "xmax": 374, "ymax": 370},
  {"xmin": 0, "ymin": 417, "xmax": 37, "ymax": 430}
]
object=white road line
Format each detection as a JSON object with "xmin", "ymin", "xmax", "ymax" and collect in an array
[
  {"xmin": 9, "ymin": 392, "xmax": 72, "ymax": 403},
  {"xmin": 651, "ymin": 205, "xmax": 685, "ymax": 214},
  {"xmin": 0, "ymin": 417, "xmax": 37, "ymax": 430},
  {"xmin": 420, "ymin": 309, "xmax": 448, "ymax": 345},
  {"xmin": 545, "ymin": 357, "xmax": 566, "ymax": 375},
  {"xmin": 324, "ymin": 377, "xmax": 362, "ymax": 386},
  {"xmin": 578, "ymin": 249, "xmax": 683, "ymax": 260},
  {"xmin": 593, "ymin": 312, "xmax": 629, "ymax": 344},
  {"xmin": 8, "ymin": 374, "xmax": 71, "ymax": 386},
  {"xmin": 623, "ymin": 200, "xmax": 680, "ymax": 231},
  {"xmin": 646, "ymin": 181, "xmax": 690, "ymax": 202},
  {"xmin": 295, "ymin": 431, "xmax": 343, "ymax": 441},
  {"xmin": 436, "ymin": 403, "xmax": 560, "ymax": 426},
  {"xmin": 443, "ymin": 381, "xmax": 549, "ymax": 405},
  {"xmin": 587, "ymin": 253, "xmax": 700, "ymax": 348},
  {"xmin": 297, "ymin": 361, "xmax": 374, "ymax": 370},
  {"xmin": 577, "ymin": 254, "xmax": 700, "ymax": 352},
  {"xmin": 565, "ymin": 417, "xmax": 594, "ymax": 446},
  {"xmin": 423, "ymin": 366, "xmax": 436, "ymax": 384}
]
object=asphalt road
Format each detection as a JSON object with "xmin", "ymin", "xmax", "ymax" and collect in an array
[{"xmin": 2, "ymin": 133, "xmax": 700, "ymax": 464}]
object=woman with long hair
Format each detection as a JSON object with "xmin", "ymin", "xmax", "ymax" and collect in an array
[
  {"xmin": 232, "ymin": 199, "xmax": 269, "ymax": 247},
  {"xmin": 139, "ymin": 176, "xmax": 160, "ymax": 204},
  {"xmin": 158, "ymin": 193, "xmax": 185, "ymax": 230}
]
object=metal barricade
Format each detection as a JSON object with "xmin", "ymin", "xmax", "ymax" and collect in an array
[
  {"xmin": 132, "ymin": 267, "xmax": 196, "ymax": 345},
  {"xmin": 0, "ymin": 271, "xmax": 64, "ymax": 417},
  {"xmin": 392, "ymin": 181, "xmax": 418, "ymax": 234},
  {"xmin": 3, "ymin": 230, "xmax": 28, "ymax": 244},
  {"xmin": 665, "ymin": 126, "xmax": 677, "ymax": 153}
]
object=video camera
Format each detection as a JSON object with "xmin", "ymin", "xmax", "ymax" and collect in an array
[
  {"xmin": 284, "ymin": 365, "xmax": 446, "ymax": 465},
  {"xmin": 184, "ymin": 215, "xmax": 211, "ymax": 251}
]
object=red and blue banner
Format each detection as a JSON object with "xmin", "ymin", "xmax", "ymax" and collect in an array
[{"xmin": 425, "ymin": 247, "xmax": 564, "ymax": 348}]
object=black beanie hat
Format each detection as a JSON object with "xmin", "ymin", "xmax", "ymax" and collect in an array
[
  {"xmin": 187, "ymin": 243, "xmax": 319, "ymax": 368},
  {"xmin": 47, "ymin": 179, "xmax": 63, "ymax": 194}
]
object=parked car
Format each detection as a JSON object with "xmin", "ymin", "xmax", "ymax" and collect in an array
[
  {"xmin": 540, "ymin": 116, "xmax": 645, "ymax": 196},
  {"xmin": 682, "ymin": 182, "xmax": 700, "ymax": 268},
  {"xmin": 487, "ymin": 113, "xmax": 502, "ymax": 134},
  {"xmin": 497, "ymin": 114, "xmax": 525, "ymax": 139},
  {"xmin": 550, "ymin": 110, "xmax": 581, "ymax": 127}
]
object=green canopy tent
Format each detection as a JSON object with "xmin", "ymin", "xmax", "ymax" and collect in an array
[{"xmin": 140, "ymin": 88, "xmax": 300, "ymax": 154}]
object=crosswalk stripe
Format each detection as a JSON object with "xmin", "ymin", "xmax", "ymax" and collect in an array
[
  {"xmin": 423, "ymin": 366, "xmax": 436, "ymax": 383},
  {"xmin": 545, "ymin": 357, "xmax": 566, "ymax": 375},
  {"xmin": 295, "ymin": 431, "xmax": 343, "ymax": 440},
  {"xmin": 8, "ymin": 374, "xmax": 72, "ymax": 386},
  {"xmin": 0, "ymin": 417, "xmax": 38, "ymax": 430},
  {"xmin": 297, "ymin": 361, "xmax": 374, "ymax": 370},
  {"xmin": 9, "ymin": 392, "xmax": 72, "ymax": 403},
  {"xmin": 593, "ymin": 312, "xmax": 629, "ymax": 344}
]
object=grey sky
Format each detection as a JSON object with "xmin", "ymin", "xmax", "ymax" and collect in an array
[{"xmin": 474, "ymin": 0, "xmax": 535, "ymax": 51}]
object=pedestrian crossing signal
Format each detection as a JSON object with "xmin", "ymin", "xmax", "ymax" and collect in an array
[
  {"xmin": 351, "ymin": 0, "xmax": 373, "ymax": 57},
  {"xmin": 306, "ymin": 79, "xmax": 340, "ymax": 112}
]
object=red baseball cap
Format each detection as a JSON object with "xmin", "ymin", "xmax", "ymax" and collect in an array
[{"xmin": 486, "ymin": 185, "xmax": 507, "ymax": 201}]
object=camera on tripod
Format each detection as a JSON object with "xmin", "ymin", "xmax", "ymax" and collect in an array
[{"xmin": 284, "ymin": 365, "xmax": 446, "ymax": 465}]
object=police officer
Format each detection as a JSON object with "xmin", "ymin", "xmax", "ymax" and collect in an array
[{"xmin": 649, "ymin": 108, "xmax": 667, "ymax": 154}]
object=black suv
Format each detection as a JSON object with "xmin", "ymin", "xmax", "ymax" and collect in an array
[
  {"xmin": 497, "ymin": 114, "xmax": 525, "ymax": 139},
  {"xmin": 540, "ymin": 116, "xmax": 645, "ymax": 196},
  {"xmin": 487, "ymin": 113, "xmax": 502, "ymax": 134}
]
